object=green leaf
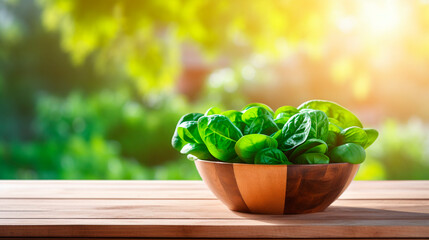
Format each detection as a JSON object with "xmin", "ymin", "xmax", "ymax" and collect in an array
[
  {"xmin": 279, "ymin": 112, "xmax": 312, "ymax": 151},
  {"xmin": 306, "ymin": 110, "xmax": 329, "ymax": 142},
  {"xmin": 298, "ymin": 100, "xmax": 363, "ymax": 128},
  {"xmin": 243, "ymin": 117, "xmax": 279, "ymax": 135},
  {"xmin": 180, "ymin": 143, "xmax": 213, "ymax": 160},
  {"xmin": 270, "ymin": 129, "xmax": 282, "ymax": 142},
  {"xmin": 177, "ymin": 121, "xmax": 203, "ymax": 144},
  {"xmin": 274, "ymin": 106, "xmax": 299, "ymax": 119},
  {"xmin": 205, "ymin": 107, "xmax": 222, "ymax": 116},
  {"xmin": 242, "ymin": 103, "xmax": 274, "ymax": 116},
  {"xmin": 242, "ymin": 107, "xmax": 279, "ymax": 135},
  {"xmin": 242, "ymin": 107, "xmax": 272, "ymax": 123},
  {"xmin": 274, "ymin": 116, "xmax": 290, "ymax": 129},
  {"xmin": 235, "ymin": 134, "xmax": 278, "ymax": 163},
  {"xmin": 254, "ymin": 148, "xmax": 292, "ymax": 165},
  {"xmin": 289, "ymin": 138, "xmax": 328, "ymax": 161},
  {"xmin": 329, "ymin": 119, "xmax": 343, "ymax": 133},
  {"xmin": 326, "ymin": 131, "xmax": 339, "ymax": 149},
  {"xmin": 340, "ymin": 126, "xmax": 368, "ymax": 147},
  {"xmin": 279, "ymin": 110, "xmax": 328, "ymax": 151},
  {"xmin": 221, "ymin": 110, "xmax": 245, "ymax": 132},
  {"xmin": 198, "ymin": 115, "xmax": 243, "ymax": 162},
  {"xmin": 329, "ymin": 143, "xmax": 366, "ymax": 164},
  {"xmin": 171, "ymin": 113, "xmax": 203, "ymax": 151},
  {"xmin": 363, "ymin": 128, "xmax": 379, "ymax": 149},
  {"xmin": 294, "ymin": 153, "xmax": 330, "ymax": 164}
]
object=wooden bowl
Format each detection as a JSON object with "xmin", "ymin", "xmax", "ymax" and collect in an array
[{"xmin": 195, "ymin": 160, "xmax": 359, "ymax": 214}]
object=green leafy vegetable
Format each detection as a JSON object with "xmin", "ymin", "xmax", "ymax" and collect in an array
[
  {"xmin": 363, "ymin": 128, "xmax": 379, "ymax": 149},
  {"xmin": 274, "ymin": 116, "xmax": 290, "ymax": 129},
  {"xmin": 172, "ymin": 100, "xmax": 378, "ymax": 165},
  {"xmin": 288, "ymin": 138, "xmax": 328, "ymax": 161},
  {"xmin": 307, "ymin": 110, "xmax": 329, "ymax": 142},
  {"xmin": 221, "ymin": 110, "xmax": 245, "ymax": 132},
  {"xmin": 298, "ymin": 100, "xmax": 363, "ymax": 128},
  {"xmin": 177, "ymin": 121, "xmax": 203, "ymax": 144},
  {"xmin": 205, "ymin": 107, "xmax": 222, "ymax": 116},
  {"xmin": 329, "ymin": 143, "xmax": 366, "ymax": 164},
  {"xmin": 235, "ymin": 134, "xmax": 278, "ymax": 163},
  {"xmin": 180, "ymin": 143, "xmax": 213, "ymax": 160},
  {"xmin": 294, "ymin": 153, "xmax": 330, "ymax": 164},
  {"xmin": 198, "ymin": 115, "xmax": 243, "ymax": 162},
  {"xmin": 278, "ymin": 112, "xmax": 312, "ymax": 151},
  {"xmin": 242, "ymin": 107, "xmax": 279, "ymax": 135},
  {"xmin": 171, "ymin": 113, "xmax": 203, "ymax": 151},
  {"xmin": 274, "ymin": 106, "xmax": 299, "ymax": 119},
  {"xmin": 326, "ymin": 131, "xmax": 339, "ymax": 149},
  {"xmin": 279, "ymin": 110, "xmax": 328, "ymax": 151},
  {"xmin": 340, "ymin": 126, "xmax": 368, "ymax": 148},
  {"xmin": 242, "ymin": 103, "xmax": 274, "ymax": 116},
  {"xmin": 254, "ymin": 148, "xmax": 292, "ymax": 165}
]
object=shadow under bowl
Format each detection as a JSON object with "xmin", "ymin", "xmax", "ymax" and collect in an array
[{"xmin": 195, "ymin": 160, "xmax": 359, "ymax": 214}]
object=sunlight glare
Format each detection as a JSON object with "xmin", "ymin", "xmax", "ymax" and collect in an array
[{"xmin": 361, "ymin": 1, "xmax": 402, "ymax": 35}]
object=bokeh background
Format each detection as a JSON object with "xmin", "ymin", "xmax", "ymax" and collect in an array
[{"xmin": 1, "ymin": 0, "xmax": 429, "ymax": 180}]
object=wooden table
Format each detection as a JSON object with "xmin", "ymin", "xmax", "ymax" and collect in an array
[{"xmin": 0, "ymin": 180, "xmax": 428, "ymax": 239}]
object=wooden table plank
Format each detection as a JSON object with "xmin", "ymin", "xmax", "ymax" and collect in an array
[
  {"xmin": 1, "ymin": 199, "xmax": 429, "ymax": 220},
  {"xmin": 1, "ymin": 180, "xmax": 428, "ymax": 199},
  {"xmin": 1, "ymin": 219, "xmax": 428, "ymax": 238},
  {"xmin": 0, "ymin": 180, "xmax": 428, "ymax": 239}
]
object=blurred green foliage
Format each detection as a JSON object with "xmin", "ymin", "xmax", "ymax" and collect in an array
[
  {"xmin": 37, "ymin": 0, "xmax": 328, "ymax": 95},
  {"xmin": 0, "ymin": 90, "xmax": 203, "ymax": 179},
  {"xmin": 357, "ymin": 119, "xmax": 429, "ymax": 180},
  {"xmin": 0, "ymin": 0, "xmax": 428, "ymax": 180}
]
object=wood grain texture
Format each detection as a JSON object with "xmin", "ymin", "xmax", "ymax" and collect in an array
[
  {"xmin": 0, "ymin": 180, "xmax": 428, "ymax": 238},
  {"xmin": 1, "ymin": 180, "xmax": 429, "ymax": 199},
  {"xmin": 284, "ymin": 163, "xmax": 358, "ymax": 214},
  {"xmin": 196, "ymin": 161, "xmax": 359, "ymax": 214},
  {"xmin": 196, "ymin": 160, "xmax": 249, "ymax": 212},
  {"xmin": 234, "ymin": 164, "xmax": 287, "ymax": 214}
]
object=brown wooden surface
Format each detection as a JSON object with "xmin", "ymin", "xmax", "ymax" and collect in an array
[{"xmin": 0, "ymin": 180, "xmax": 428, "ymax": 239}]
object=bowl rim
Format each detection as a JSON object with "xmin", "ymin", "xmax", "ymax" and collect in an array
[{"xmin": 195, "ymin": 159, "xmax": 355, "ymax": 167}]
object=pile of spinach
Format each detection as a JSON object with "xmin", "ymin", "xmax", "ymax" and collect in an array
[{"xmin": 171, "ymin": 100, "xmax": 378, "ymax": 165}]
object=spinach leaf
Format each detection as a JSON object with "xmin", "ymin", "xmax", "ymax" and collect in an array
[
  {"xmin": 177, "ymin": 121, "xmax": 203, "ymax": 144},
  {"xmin": 244, "ymin": 117, "xmax": 279, "ymax": 135},
  {"xmin": 279, "ymin": 112, "xmax": 312, "ymax": 151},
  {"xmin": 254, "ymin": 148, "xmax": 292, "ymax": 165},
  {"xmin": 306, "ymin": 110, "xmax": 329, "ymax": 142},
  {"xmin": 242, "ymin": 107, "xmax": 279, "ymax": 135},
  {"xmin": 198, "ymin": 115, "xmax": 243, "ymax": 162},
  {"xmin": 326, "ymin": 131, "xmax": 339, "ymax": 150},
  {"xmin": 274, "ymin": 105, "xmax": 299, "ymax": 119},
  {"xmin": 180, "ymin": 143, "xmax": 213, "ymax": 160},
  {"xmin": 171, "ymin": 113, "xmax": 203, "ymax": 151},
  {"xmin": 279, "ymin": 110, "xmax": 329, "ymax": 151},
  {"xmin": 221, "ymin": 110, "xmax": 245, "ymax": 132},
  {"xmin": 329, "ymin": 118, "xmax": 344, "ymax": 131},
  {"xmin": 270, "ymin": 129, "xmax": 282, "ymax": 142},
  {"xmin": 294, "ymin": 153, "xmax": 330, "ymax": 164},
  {"xmin": 329, "ymin": 143, "xmax": 366, "ymax": 164},
  {"xmin": 242, "ymin": 106, "xmax": 272, "ymax": 122},
  {"xmin": 289, "ymin": 138, "xmax": 328, "ymax": 161},
  {"xmin": 298, "ymin": 100, "xmax": 363, "ymax": 128},
  {"xmin": 242, "ymin": 103, "xmax": 274, "ymax": 116},
  {"xmin": 363, "ymin": 128, "xmax": 379, "ymax": 149},
  {"xmin": 235, "ymin": 134, "xmax": 278, "ymax": 163},
  {"xmin": 340, "ymin": 126, "xmax": 368, "ymax": 148},
  {"xmin": 274, "ymin": 116, "xmax": 290, "ymax": 129},
  {"xmin": 205, "ymin": 107, "xmax": 222, "ymax": 116}
]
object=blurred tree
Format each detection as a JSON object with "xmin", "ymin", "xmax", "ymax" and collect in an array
[
  {"xmin": 0, "ymin": 0, "xmax": 106, "ymax": 140},
  {"xmin": 38, "ymin": 0, "xmax": 330, "ymax": 96}
]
